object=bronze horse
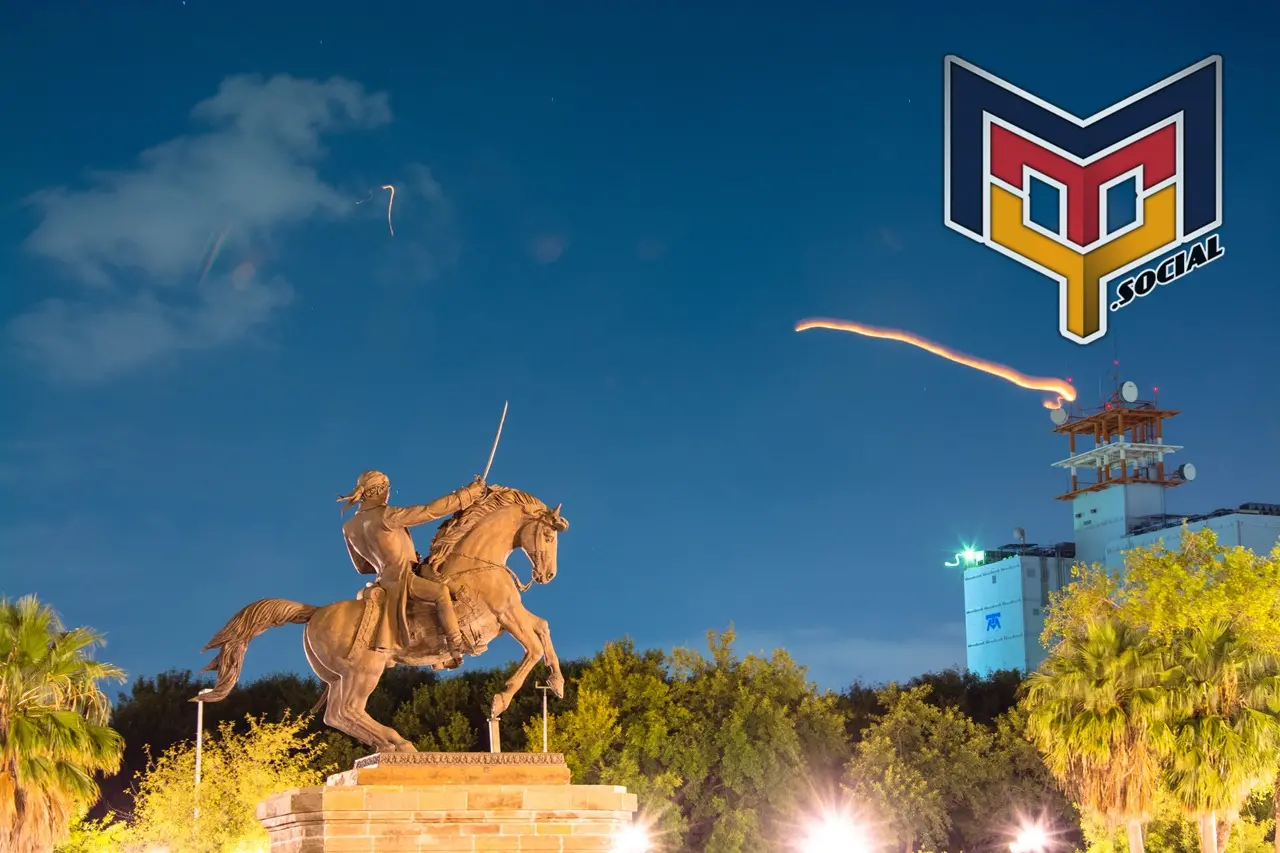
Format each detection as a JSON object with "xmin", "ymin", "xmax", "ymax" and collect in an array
[{"xmin": 195, "ymin": 486, "xmax": 569, "ymax": 753}]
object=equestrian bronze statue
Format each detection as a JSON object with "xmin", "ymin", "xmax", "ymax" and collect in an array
[{"xmin": 194, "ymin": 475, "xmax": 569, "ymax": 754}]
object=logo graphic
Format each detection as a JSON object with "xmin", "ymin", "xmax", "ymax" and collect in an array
[
  {"xmin": 944, "ymin": 56, "xmax": 1223, "ymax": 344},
  {"xmin": 985, "ymin": 612, "xmax": 1002, "ymax": 631}
]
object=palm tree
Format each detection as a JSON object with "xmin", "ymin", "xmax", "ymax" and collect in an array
[
  {"xmin": 0, "ymin": 596, "xmax": 125, "ymax": 853},
  {"xmin": 1163, "ymin": 621, "xmax": 1280, "ymax": 853},
  {"xmin": 1022, "ymin": 618, "xmax": 1172, "ymax": 853}
]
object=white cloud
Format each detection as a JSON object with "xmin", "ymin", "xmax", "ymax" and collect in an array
[{"xmin": 9, "ymin": 73, "xmax": 407, "ymax": 382}]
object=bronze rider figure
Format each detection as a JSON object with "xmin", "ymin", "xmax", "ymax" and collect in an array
[{"xmin": 338, "ymin": 470, "xmax": 487, "ymax": 669}]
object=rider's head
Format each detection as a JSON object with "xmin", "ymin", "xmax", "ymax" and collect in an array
[{"xmin": 337, "ymin": 470, "xmax": 391, "ymax": 510}]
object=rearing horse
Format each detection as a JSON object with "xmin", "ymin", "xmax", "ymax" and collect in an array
[{"xmin": 195, "ymin": 486, "xmax": 569, "ymax": 753}]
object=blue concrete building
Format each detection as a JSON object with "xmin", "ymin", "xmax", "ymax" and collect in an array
[{"xmin": 963, "ymin": 381, "xmax": 1280, "ymax": 676}]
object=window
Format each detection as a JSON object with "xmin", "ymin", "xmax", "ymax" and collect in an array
[{"xmin": 992, "ymin": 575, "xmax": 998, "ymax": 584}]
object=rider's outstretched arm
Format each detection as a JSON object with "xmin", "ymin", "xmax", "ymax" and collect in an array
[{"xmin": 382, "ymin": 482, "xmax": 484, "ymax": 529}]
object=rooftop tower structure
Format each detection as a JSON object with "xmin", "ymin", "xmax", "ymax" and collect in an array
[
  {"xmin": 963, "ymin": 373, "xmax": 1280, "ymax": 676},
  {"xmin": 1049, "ymin": 375, "xmax": 1193, "ymax": 569}
]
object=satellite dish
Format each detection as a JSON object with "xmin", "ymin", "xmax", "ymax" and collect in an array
[
  {"xmin": 1120, "ymin": 380, "xmax": 1139, "ymax": 403},
  {"xmin": 1176, "ymin": 463, "xmax": 1197, "ymax": 482},
  {"xmin": 1049, "ymin": 406, "xmax": 1068, "ymax": 425}
]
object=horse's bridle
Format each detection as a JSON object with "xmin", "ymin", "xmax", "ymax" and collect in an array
[{"xmin": 423, "ymin": 511, "xmax": 563, "ymax": 591}]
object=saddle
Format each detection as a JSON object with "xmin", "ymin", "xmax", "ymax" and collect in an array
[{"xmin": 351, "ymin": 580, "xmax": 492, "ymax": 664}]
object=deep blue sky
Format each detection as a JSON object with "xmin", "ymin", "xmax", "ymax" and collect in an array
[{"xmin": 0, "ymin": 1, "xmax": 1274, "ymax": 692}]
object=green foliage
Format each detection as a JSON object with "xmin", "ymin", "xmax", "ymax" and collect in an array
[
  {"xmin": 56, "ymin": 813, "xmax": 130, "ymax": 853},
  {"xmin": 0, "ymin": 596, "xmax": 125, "ymax": 853},
  {"xmin": 58, "ymin": 623, "xmax": 1171, "ymax": 853},
  {"xmin": 846, "ymin": 685, "xmax": 1074, "ymax": 853},
  {"xmin": 100, "ymin": 669, "xmax": 326, "ymax": 818},
  {"xmin": 667, "ymin": 630, "xmax": 850, "ymax": 852},
  {"xmin": 1162, "ymin": 622, "xmax": 1280, "ymax": 840},
  {"xmin": 1023, "ymin": 618, "xmax": 1172, "ymax": 834},
  {"xmin": 1035, "ymin": 532, "xmax": 1280, "ymax": 853},
  {"xmin": 1044, "ymin": 528, "xmax": 1280, "ymax": 655},
  {"xmin": 111, "ymin": 713, "xmax": 324, "ymax": 853},
  {"xmin": 534, "ymin": 630, "xmax": 849, "ymax": 853}
]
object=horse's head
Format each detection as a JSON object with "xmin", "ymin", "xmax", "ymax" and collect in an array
[{"xmin": 516, "ymin": 503, "xmax": 570, "ymax": 584}]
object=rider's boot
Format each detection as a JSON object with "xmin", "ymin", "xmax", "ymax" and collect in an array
[{"xmin": 435, "ymin": 597, "xmax": 466, "ymax": 670}]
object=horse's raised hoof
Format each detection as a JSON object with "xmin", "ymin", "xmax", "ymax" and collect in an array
[
  {"xmin": 548, "ymin": 673, "xmax": 565, "ymax": 699},
  {"xmin": 491, "ymin": 695, "xmax": 510, "ymax": 718}
]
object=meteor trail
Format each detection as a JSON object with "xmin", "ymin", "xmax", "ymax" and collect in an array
[
  {"xmin": 356, "ymin": 185, "xmax": 396, "ymax": 236},
  {"xmin": 795, "ymin": 317, "xmax": 1076, "ymax": 407},
  {"xmin": 198, "ymin": 227, "xmax": 229, "ymax": 285},
  {"xmin": 381, "ymin": 185, "xmax": 395, "ymax": 237}
]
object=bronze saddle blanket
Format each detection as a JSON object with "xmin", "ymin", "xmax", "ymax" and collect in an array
[{"xmin": 351, "ymin": 581, "xmax": 497, "ymax": 665}]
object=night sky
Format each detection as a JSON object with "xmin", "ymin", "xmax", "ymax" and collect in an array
[{"xmin": 0, "ymin": 1, "xmax": 1274, "ymax": 691}]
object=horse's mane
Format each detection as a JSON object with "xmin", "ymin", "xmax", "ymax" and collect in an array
[{"xmin": 425, "ymin": 485, "xmax": 546, "ymax": 572}]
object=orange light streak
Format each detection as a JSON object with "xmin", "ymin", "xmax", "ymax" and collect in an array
[{"xmin": 795, "ymin": 317, "xmax": 1076, "ymax": 407}]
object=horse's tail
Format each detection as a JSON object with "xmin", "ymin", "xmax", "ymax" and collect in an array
[{"xmin": 194, "ymin": 598, "xmax": 319, "ymax": 703}]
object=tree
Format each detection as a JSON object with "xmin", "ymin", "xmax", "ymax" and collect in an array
[
  {"xmin": 1045, "ymin": 529, "xmax": 1280, "ymax": 853},
  {"xmin": 666, "ymin": 630, "xmax": 850, "ymax": 853},
  {"xmin": 100, "ymin": 670, "xmax": 325, "ymax": 818},
  {"xmin": 1117, "ymin": 530, "xmax": 1280, "ymax": 656},
  {"xmin": 842, "ymin": 685, "xmax": 1073, "ymax": 853},
  {"xmin": 1023, "ymin": 619, "xmax": 1173, "ymax": 853},
  {"xmin": 122, "ymin": 713, "xmax": 324, "ymax": 853},
  {"xmin": 0, "ymin": 596, "xmax": 125, "ymax": 853},
  {"xmin": 536, "ymin": 631, "xmax": 849, "ymax": 853},
  {"xmin": 844, "ymin": 684, "xmax": 995, "ymax": 852},
  {"xmin": 1162, "ymin": 623, "xmax": 1280, "ymax": 853},
  {"xmin": 977, "ymin": 707, "xmax": 1082, "ymax": 851},
  {"xmin": 528, "ymin": 640, "xmax": 687, "ymax": 842}
]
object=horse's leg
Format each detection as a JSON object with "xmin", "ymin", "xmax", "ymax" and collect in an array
[
  {"xmin": 490, "ymin": 608, "xmax": 546, "ymax": 718},
  {"xmin": 532, "ymin": 616, "xmax": 565, "ymax": 698},
  {"xmin": 336, "ymin": 653, "xmax": 417, "ymax": 753},
  {"xmin": 302, "ymin": 626, "xmax": 339, "ymax": 713},
  {"xmin": 303, "ymin": 625, "xmax": 379, "ymax": 748},
  {"xmin": 304, "ymin": 607, "xmax": 414, "ymax": 753}
]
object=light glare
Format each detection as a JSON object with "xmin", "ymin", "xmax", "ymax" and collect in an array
[
  {"xmin": 613, "ymin": 824, "xmax": 650, "ymax": 853},
  {"xmin": 803, "ymin": 814, "xmax": 866, "ymax": 853},
  {"xmin": 1011, "ymin": 823, "xmax": 1049, "ymax": 853}
]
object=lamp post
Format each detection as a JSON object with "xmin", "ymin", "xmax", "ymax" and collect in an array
[
  {"xmin": 534, "ymin": 683, "xmax": 552, "ymax": 753},
  {"xmin": 194, "ymin": 688, "xmax": 213, "ymax": 828}
]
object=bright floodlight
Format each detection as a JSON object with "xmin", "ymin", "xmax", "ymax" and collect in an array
[
  {"xmin": 1011, "ymin": 823, "xmax": 1049, "ymax": 853},
  {"xmin": 802, "ymin": 814, "xmax": 866, "ymax": 853},
  {"xmin": 944, "ymin": 545, "xmax": 985, "ymax": 568},
  {"xmin": 613, "ymin": 824, "xmax": 651, "ymax": 853}
]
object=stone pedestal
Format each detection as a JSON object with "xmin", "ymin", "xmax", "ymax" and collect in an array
[{"xmin": 257, "ymin": 752, "xmax": 638, "ymax": 852}]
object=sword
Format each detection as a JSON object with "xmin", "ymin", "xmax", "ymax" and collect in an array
[{"xmin": 480, "ymin": 401, "xmax": 508, "ymax": 483}]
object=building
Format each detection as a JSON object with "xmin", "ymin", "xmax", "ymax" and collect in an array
[{"xmin": 962, "ymin": 379, "xmax": 1280, "ymax": 676}]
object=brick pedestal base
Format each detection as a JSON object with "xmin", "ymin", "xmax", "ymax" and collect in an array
[{"xmin": 257, "ymin": 752, "xmax": 638, "ymax": 853}]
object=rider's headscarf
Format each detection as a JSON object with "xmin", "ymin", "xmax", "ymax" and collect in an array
[{"xmin": 337, "ymin": 470, "xmax": 390, "ymax": 511}]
